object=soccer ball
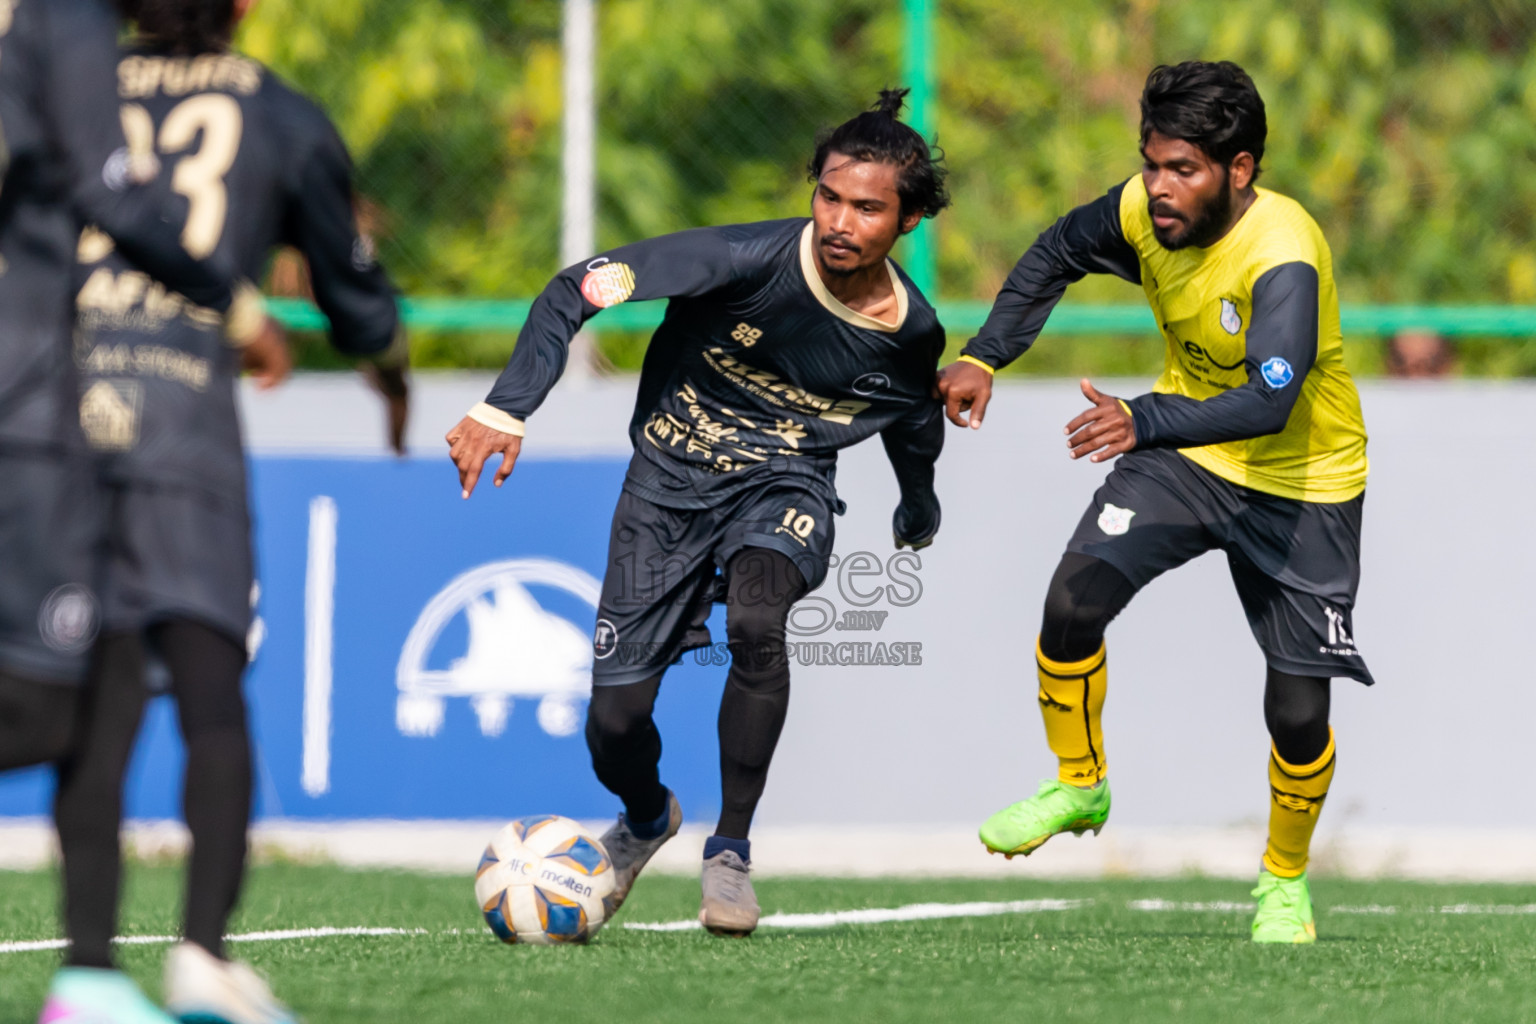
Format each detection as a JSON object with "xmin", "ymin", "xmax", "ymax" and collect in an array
[{"xmin": 474, "ymin": 815, "xmax": 616, "ymax": 944}]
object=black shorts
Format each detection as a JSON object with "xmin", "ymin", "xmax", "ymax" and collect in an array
[
  {"xmin": 0, "ymin": 453, "xmax": 103, "ymax": 682},
  {"xmin": 100, "ymin": 481, "xmax": 253, "ymax": 644},
  {"xmin": 591, "ymin": 485, "xmax": 835, "ymax": 686},
  {"xmin": 1067, "ymin": 448, "xmax": 1372, "ymax": 684}
]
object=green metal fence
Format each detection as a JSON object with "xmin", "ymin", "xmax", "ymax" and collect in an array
[
  {"xmin": 241, "ymin": 0, "xmax": 1536, "ymax": 369},
  {"xmin": 267, "ymin": 298, "xmax": 1536, "ymax": 338}
]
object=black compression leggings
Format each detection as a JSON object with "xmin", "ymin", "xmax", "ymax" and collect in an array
[
  {"xmin": 586, "ymin": 672, "xmax": 668, "ymax": 826},
  {"xmin": 1040, "ymin": 551, "xmax": 1332, "ymax": 766},
  {"xmin": 53, "ymin": 634, "xmax": 149, "ymax": 969},
  {"xmin": 586, "ymin": 548, "xmax": 806, "ymax": 841},
  {"xmin": 1263, "ymin": 671, "xmax": 1331, "ymax": 766},
  {"xmin": 1038, "ymin": 552, "xmax": 1138, "ymax": 664},
  {"xmin": 0, "ymin": 670, "xmax": 81, "ymax": 771},
  {"xmin": 56, "ymin": 620, "xmax": 251, "ymax": 967}
]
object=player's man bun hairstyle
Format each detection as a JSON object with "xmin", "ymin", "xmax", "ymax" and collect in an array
[
  {"xmin": 1140, "ymin": 61, "xmax": 1267, "ymax": 178},
  {"xmin": 116, "ymin": 0, "xmax": 237, "ymax": 55},
  {"xmin": 807, "ymin": 87, "xmax": 951, "ymax": 224}
]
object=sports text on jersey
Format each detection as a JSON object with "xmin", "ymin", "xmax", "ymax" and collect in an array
[{"xmin": 118, "ymin": 54, "xmax": 262, "ymax": 99}]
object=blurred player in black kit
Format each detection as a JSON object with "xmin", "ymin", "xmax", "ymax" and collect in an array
[
  {"xmin": 449, "ymin": 90, "xmax": 949, "ymax": 937},
  {"xmin": 41, "ymin": 1, "xmax": 404, "ymax": 1022},
  {"xmin": 0, "ymin": 0, "xmax": 258, "ymax": 767},
  {"xmin": 0, "ymin": 1, "xmax": 284, "ymax": 1021}
]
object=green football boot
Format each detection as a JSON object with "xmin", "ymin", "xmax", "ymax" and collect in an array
[
  {"xmin": 1250, "ymin": 869, "xmax": 1317, "ymax": 944},
  {"xmin": 978, "ymin": 778, "xmax": 1111, "ymax": 857}
]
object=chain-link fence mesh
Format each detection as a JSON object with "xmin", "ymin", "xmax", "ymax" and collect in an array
[{"xmin": 237, "ymin": 0, "xmax": 1536, "ymax": 376}]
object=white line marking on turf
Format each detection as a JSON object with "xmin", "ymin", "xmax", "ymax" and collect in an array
[
  {"xmin": 0, "ymin": 939, "xmax": 68, "ymax": 953},
  {"xmin": 1132, "ymin": 901, "xmax": 1536, "ymax": 916},
  {"xmin": 229, "ymin": 927, "xmax": 429, "ymax": 942},
  {"xmin": 8, "ymin": 898, "xmax": 1536, "ymax": 954},
  {"xmin": 0, "ymin": 927, "xmax": 425, "ymax": 955},
  {"xmin": 1128, "ymin": 900, "xmax": 1253, "ymax": 913},
  {"xmin": 624, "ymin": 898, "xmax": 1088, "ymax": 932}
]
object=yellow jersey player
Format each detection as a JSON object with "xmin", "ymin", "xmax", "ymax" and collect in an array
[{"xmin": 938, "ymin": 61, "xmax": 1369, "ymax": 944}]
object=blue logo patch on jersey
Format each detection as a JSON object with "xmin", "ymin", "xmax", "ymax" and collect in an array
[{"xmin": 1260, "ymin": 357, "xmax": 1295, "ymax": 389}]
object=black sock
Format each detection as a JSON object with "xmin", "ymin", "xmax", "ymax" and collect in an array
[
  {"xmin": 154, "ymin": 620, "xmax": 252, "ymax": 960},
  {"xmin": 703, "ymin": 836, "xmax": 750, "ymax": 861},
  {"xmin": 715, "ymin": 671, "xmax": 790, "ymax": 840},
  {"xmin": 714, "ymin": 549, "xmax": 804, "ymax": 841}
]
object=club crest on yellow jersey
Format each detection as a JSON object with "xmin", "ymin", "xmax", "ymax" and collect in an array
[{"xmin": 1219, "ymin": 298, "xmax": 1243, "ymax": 335}]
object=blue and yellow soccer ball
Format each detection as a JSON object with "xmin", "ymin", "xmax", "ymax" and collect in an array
[{"xmin": 474, "ymin": 816, "xmax": 616, "ymax": 944}]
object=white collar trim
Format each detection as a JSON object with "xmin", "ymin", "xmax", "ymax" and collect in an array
[{"xmin": 798, "ymin": 223, "xmax": 908, "ymax": 333}]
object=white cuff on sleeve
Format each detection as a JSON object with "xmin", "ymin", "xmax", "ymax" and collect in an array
[
  {"xmin": 224, "ymin": 281, "xmax": 266, "ymax": 348},
  {"xmin": 466, "ymin": 402, "xmax": 526, "ymax": 438}
]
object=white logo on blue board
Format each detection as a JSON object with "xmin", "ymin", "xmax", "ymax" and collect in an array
[
  {"xmin": 396, "ymin": 559, "xmax": 600, "ymax": 740},
  {"xmin": 1261, "ymin": 358, "xmax": 1295, "ymax": 389}
]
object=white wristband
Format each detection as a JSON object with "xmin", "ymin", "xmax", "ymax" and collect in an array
[
  {"xmin": 466, "ymin": 402, "xmax": 526, "ymax": 438},
  {"xmin": 224, "ymin": 281, "xmax": 266, "ymax": 348}
]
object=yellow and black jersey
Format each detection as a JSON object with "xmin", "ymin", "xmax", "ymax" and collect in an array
[{"xmin": 962, "ymin": 175, "xmax": 1368, "ymax": 503}]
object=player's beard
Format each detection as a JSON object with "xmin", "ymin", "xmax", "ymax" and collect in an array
[
  {"xmin": 1150, "ymin": 177, "xmax": 1235, "ymax": 251},
  {"xmin": 815, "ymin": 233, "xmax": 869, "ymax": 278}
]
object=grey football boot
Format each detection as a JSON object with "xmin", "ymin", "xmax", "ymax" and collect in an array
[
  {"xmin": 700, "ymin": 849, "xmax": 760, "ymax": 937},
  {"xmin": 598, "ymin": 790, "xmax": 682, "ymax": 916}
]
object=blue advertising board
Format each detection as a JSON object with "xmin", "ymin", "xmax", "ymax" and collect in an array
[{"xmin": 0, "ymin": 456, "xmax": 729, "ymax": 825}]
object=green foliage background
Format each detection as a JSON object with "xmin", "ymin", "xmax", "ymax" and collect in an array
[{"xmin": 236, "ymin": 0, "xmax": 1536, "ymax": 374}]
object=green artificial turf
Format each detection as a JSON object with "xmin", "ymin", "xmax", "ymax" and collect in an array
[{"xmin": 3, "ymin": 865, "xmax": 1535, "ymax": 1023}]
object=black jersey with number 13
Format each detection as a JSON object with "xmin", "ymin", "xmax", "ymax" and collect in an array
[
  {"xmin": 0, "ymin": 0, "xmax": 245, "ymax": 452},
  {"xmin": 75, "ymin": 46, "xmax": 399, "ymax": 498}
]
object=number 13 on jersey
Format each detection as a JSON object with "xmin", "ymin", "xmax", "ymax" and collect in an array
[{"xmin": 121, "ymin": 95, "xmax": 243, "ymax": 259}]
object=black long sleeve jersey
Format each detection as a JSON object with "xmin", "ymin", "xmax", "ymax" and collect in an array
[
  {"xmin": 477, "ymin": 219, "xmax": 946, "ymax": 518},
  {"xmin": 73, "ymin": 45, "xmax": 399, "ymax": 498},
  {"xmin": 0, "ymin": 0, "xmax": 241, "ymax": 453},
  {"xmin": 961, "ymin": 177, "xmax": 1367, "ymax": 503}
]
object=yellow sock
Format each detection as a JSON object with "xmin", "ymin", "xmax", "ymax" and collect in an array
[
  {"xmin": 1263, "ymin": 730, "xmax": 1337, "ymax": 878},
  {"xmin": 1035, "ymin": 639, "xmax": 1108, "ymax": 786}
]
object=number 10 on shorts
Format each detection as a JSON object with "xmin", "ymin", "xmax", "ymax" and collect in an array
[{"xmin": 777, "ymin": 507, "xmax": 816, "ymax": 546}]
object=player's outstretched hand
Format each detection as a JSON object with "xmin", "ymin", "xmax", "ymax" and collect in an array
[
  {"xmin": 1065, "ymin": 379, "xmax": 1136, "ymax": 463},
  {"xmin": 363, "ymin": 361, "xmax": 410, "ymax": 456},
  {"xmin": 936, "ymin": 360, "xmax": 992, "ymax": 429},
  {"xmin": 446, "ymin": 416, "xmax": 522, "ymax": 499},
  {"xmin": 893, "ymin": 497, "xmax": 941, "ymax": 551},
  {"xmin": 240, "ymin": 317, "xmax": 291, "ymax": 390}
]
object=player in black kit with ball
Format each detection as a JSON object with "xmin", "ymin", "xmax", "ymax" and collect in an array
[{"xmin": 448, "ymin": 90, "xmax": 950, "ymax": 937}]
